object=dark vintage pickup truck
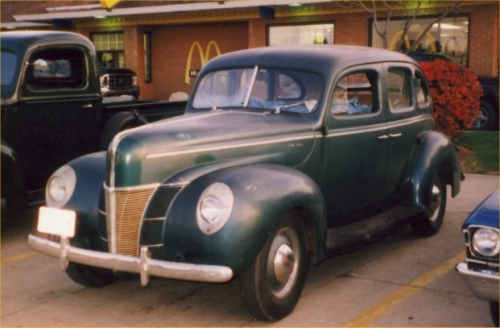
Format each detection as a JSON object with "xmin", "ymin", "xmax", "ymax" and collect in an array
[
  {"xmin": 28, "ymin": 45, "xmax": 463, "ymax": 321},
  {"xmin": 1, "ymin": 31, "xmax": 186, "ymax": 209}
]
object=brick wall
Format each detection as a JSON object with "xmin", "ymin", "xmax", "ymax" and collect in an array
[
  {"xmin": 149, "ymin": 22, "xmax": 248, "ymax": 100},
  {"xmin": 73, "ymin": 2, "xmax": 497, "ymax": 100},
  {"xmin": 468, "ymin": 3, "xmax": 499, "ymax": 77}
]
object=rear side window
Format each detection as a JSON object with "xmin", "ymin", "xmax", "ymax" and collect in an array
[
  {"xmin": 414, "ymin": 70, "xmax": 430, "ymax": 106},
  {"xmin": 27, "ymin": 47, "xmax": 87, "ymax": 91},
  {"xmin": 331, "ymin": 71, "xmax": 379, "ymax": 116},
  {"xmin": 387, "ymin": 67, "xmax": 413, "ymax": 111}
]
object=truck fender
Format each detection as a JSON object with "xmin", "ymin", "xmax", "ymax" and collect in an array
[
  {"xmin": 406, "ymin": 130, "xmax": 461, "ymax": 214},
  {"xmin": 162, "ymin": 164, "xmax": 328, "ymax": 274},
  {"xmin": 98, "ymin": 111, "xmax": 148, "ymax": 151},
  {"xmin": 1, "ymin": 142, "xmax": 28, "ymax": 209},
  {"xmin": 55, "ymin": 151, "xmax": 107, "ymax": 237}
]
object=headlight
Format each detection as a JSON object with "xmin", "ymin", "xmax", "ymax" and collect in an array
[
  {"xmin": 45, "ymin": 165, "xmax": 76, "ymax": 208},
  {"xmin": 197, "ymin": 182, "xmax": 233, "ymax": 235},
  {"xmin": 472, "ymin": 228, "xmax": 499, "ymax": 257}
]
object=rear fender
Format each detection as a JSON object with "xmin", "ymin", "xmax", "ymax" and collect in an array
[
  {"xmin": 163, "ymin": 164, "xmax": 327, "ymax": 274},
  {"xmin": 407, "ymin": 130, "xmax": 461, "ymax": 213}
]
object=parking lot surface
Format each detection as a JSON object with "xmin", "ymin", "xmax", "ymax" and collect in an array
[{"xmin": 1, "ymin": 174, "xmax": 498, "ymax": 326}]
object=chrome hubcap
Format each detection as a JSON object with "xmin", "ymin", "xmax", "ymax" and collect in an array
[
  {"xmin": 429, "ymin": 182, "xmax": 441, "ymax": 222},
  {"xmin": 267, "ymin": 227, "xmax": 299, "ymax": 299},
  {"xmin": 473, "ymin": 109, "xmax": 488, "ymax": 128},
  {"xmin": 274, "ymin": 244, "xmax": 294, "ymax": 283}
]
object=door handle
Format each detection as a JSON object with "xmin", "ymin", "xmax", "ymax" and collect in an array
[
  {"xmin": 82, "ymin": 103, "xmax": 93, "ymax": 108},
  {"xmin": 377, "ymin": 135, "xmax": 389, "ymax": 139},
  {"xmin": 389, "ymin": 133, "xmax": 402, "ymax": 138}
]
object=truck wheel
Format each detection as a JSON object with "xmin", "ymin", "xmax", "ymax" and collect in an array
[
  {"xmin": 240, "ymin": 211, "xmax": 309, "ymax": 321},
  {"xmin": 411, "ymin": 174, "xmax": 447, "ymax": 237},
  {"xmin": 65, "ymin": 262, "xmax": 118, "ymax": 287},
  {"xmin": 99, "ymin": 111, "xmax": 148, "ymax": 151},
  {"xmin": 471, "ymin": 100, "xmax": 496, "ymax": 131},
  {"xmin": 490, "ymin": 302, "xmax": 499, "ymax": 327}
]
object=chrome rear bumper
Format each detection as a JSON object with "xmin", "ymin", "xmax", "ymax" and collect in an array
[
  {"xmin": 456, "ymin": 262, "xmax": 499, "ymax": 302},
  {"xmin": 27, "ymin": 234, "xmax": 233, "ymax": 286}
]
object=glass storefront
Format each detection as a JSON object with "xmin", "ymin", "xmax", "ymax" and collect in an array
[{"xmin": 371, "ymin": 16, "xmax": 470, "ymax": 65}]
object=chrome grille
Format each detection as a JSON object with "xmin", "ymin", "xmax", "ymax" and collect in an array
[
  {"xmin": 108, "ymin": 74, "xmax": 134, "ymax": 88},
  {"xmin": 105, "ymin": 186, "xmax": 156, "ymax": 256}
]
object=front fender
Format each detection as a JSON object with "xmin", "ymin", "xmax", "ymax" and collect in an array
[
  {"xmin": 407, "ymin": 130, "xmax": 461, "ymax": 212},
  {"xmin": 1, "ymin": 141, "xmax": 28, "ymax": 209},
  {"xmin": 163, "ymin": 164, "xmax": 327, "ymax": 275},
  {"xmin": 60, "ymin": 152, "xmax": 107, "ymax": 237}
]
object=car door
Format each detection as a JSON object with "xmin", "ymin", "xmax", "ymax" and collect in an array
[
  {"xmin": 382, "ymin": 64, "xmax": 435, "ymax": 199},
  {"xmin": 320, "ymin": 64, "xmax": 388, "ymax": 225},
  {"xmin": 6, "ymin": 45, "xmax": 102, "ymax": 191}
]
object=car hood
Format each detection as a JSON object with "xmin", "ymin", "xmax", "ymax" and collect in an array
[
  {"xmin": 108, "ymin": 110, "xmax": 318, "ymax": 187},
  {"xmin": 463, "ymin": 189, "xmax": 499, "ymax": 229}
]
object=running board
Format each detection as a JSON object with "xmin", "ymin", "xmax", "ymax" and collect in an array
[{"xmin": 325, "ymin": 205, "xmax": 421, "ymax": 257}]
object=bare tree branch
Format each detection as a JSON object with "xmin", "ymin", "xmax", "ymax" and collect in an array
[{"xmin": 404, "ymin": 1, "xmax": 461, "ymax": 54}]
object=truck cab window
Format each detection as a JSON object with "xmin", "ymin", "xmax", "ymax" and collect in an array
[{"xmin": 27, "ymin": 48, "xmax": 87, "ymax": 91}]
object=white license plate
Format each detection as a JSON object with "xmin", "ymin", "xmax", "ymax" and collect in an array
[{"xmin": 38, "ymin": 206, "xmax": 76, "ymax": 237}]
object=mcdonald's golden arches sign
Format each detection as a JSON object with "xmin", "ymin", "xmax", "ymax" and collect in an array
[{"xmin": 185, "ymin": 41, "xmax": 221, "ymax": 84}]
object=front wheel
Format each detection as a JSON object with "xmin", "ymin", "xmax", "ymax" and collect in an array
[
  {"xmin": 240, "ymin": 211, "xmax": 309, "ymax": 321},
  {"xmin": 66, "ymin": 262, "xmax": 118, "ymax": 288},
  {"xmin": 490, "ymin": 302, "xmax": 499, "ymax": 327},
  {"xmin": 411, "ymin": 174, "xmax": 447, "ymax": 237}
]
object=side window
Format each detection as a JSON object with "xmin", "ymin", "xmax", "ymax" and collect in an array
[
  {"xmin": 331, "ymin": 71, "xmax": 378, "ymax": 116},
  {"xmin": 27, "ymin": 48, "xmax": 87, "ymax": 91},
  {"xmin": 387, "ymin": 67, "xmax": 413, "ymax": 111},
  {"xmin": 414, "ymin": 70, "xmax": 430, "ymax": 106}
]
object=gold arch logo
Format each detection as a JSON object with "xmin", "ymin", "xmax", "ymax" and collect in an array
[
  {"xmin": 185, "ymin": 41, "xmax": 221, "ymax": 84},
  {"xmin": 389, "ymin": 30, "xmax": 436, "ymax": 52}
]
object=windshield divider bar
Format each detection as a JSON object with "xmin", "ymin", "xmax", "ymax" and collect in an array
[{"xmin": 243, "ymin": 66, "xmax": 259, "ymax": 108}]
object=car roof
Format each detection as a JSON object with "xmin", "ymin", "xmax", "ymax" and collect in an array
[{"xmin": 203, "ymin": 45, "xmax": 417, "ymax": 76}]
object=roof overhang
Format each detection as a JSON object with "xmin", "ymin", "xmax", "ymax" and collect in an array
[
  {"xmin": 12, "ymin": 0, "xmax": 330, "ymax": 22},
  {"xmin": 1, "ymin": 22, "xmax": 53, "ymax": 30}
]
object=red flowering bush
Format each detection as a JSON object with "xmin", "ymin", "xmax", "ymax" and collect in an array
[{"xmin": 419, "ymin": 60, "xmax": 482, "ymax": 140}]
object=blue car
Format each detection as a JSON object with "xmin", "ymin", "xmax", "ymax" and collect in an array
[{"xmin": 457, "ymin": 189, "xmax": 499, "ymax": 326}]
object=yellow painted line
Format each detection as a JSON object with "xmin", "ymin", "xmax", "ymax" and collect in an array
[
  {"xmin": 2, "ymin": 251, "xmax": 39, "ymax": 265},
  {"xmin": 343, "ymin": 251, "xmax": 466, "ymax": 327}
]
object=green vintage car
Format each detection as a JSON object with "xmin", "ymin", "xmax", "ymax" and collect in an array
[{"xmin": 28, "ymin": 45, "xmax": 463, "ymax": 321}]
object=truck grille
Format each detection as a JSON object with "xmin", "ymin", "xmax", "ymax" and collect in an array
[
  {"xmin": 107, "ymin": 74, "xmax": 134, "ymax": 89},
  {"xmin": 105, "ymin": 186, "xmax": 156, "ymax": 256}
]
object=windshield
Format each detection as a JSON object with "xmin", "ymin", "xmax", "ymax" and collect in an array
[
  {"xmin": 1, "ymin": 51, "xmax": 18, "ymax": 86},
  {"xmin": 192, "ymin": 67, "xmax": 324, "ymax": 114}
]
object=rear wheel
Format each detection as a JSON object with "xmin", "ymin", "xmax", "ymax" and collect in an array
[
  {"xmin": 99, "ymin": 111, "xmax": 148, "ymax": 150},
  {"xmin": 66, "ymin": 263, "xmax": 118, "ymax": 288},
  {"xmin": 240, "ymin": 211, "xmax": 309, "ymax": 321},
  {"xmin": 411, "ymin": 174, "xmax": 447, "ymax": 237}
]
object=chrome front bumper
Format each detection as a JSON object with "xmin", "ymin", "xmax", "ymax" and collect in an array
[
  {"xmin": 456, "ymin": 262, "xmax": 499, "ymax": 302},
  {"xmin": 27, "ymin": 234, "xmax": 233, "ymax": 286}
]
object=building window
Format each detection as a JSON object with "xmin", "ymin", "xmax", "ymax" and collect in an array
[
  {"xmin": 268, "ymin": 23, "xmax": 334, "ymax": 46},
  {"xmin": 143, "ymin": 32, "xmax": 152, "ymax": 83},
  {"xmin": 91, "ymin": 32, "xmax": 125, "ymax": 68},
  {"xmin": 371, "ymin": 16, "xmax": 470, "ymax": 66}
]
